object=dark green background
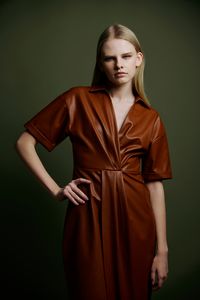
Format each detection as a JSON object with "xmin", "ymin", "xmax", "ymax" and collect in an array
[{"xmin": 1, "ymin": 0, "xmax": 199, "ymax": 299}]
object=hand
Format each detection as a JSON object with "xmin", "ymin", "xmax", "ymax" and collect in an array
[
  {"xmin": 151, "ymin": 251, "xmax": 168, "ymax": 291},
  {"xmin": 55, "ymin": 178, "xmax": 92, "ymax": 205}
]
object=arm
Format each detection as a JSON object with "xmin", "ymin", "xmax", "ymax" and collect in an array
[
  {"xmin": 146, "ymin": 180, "xmax": 168, "ymax": 253},
  {"xmin": 15, "ymin": 131, "xmax": 91, "ymax": 203},
  {"xmin": 15, "ymin": 131, "xmax": 61, "ymax": 198},
  {"xmin": 145, "ymin": 180, "xmax": 168, "ymax": 291}
]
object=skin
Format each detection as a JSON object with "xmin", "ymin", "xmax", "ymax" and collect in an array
[
  {"xmin": 100, "ymin": 39, "xmax": 168, "ymax": 291},
  {"xmin": 99, "ymin": 38, "xmax": 143, "ymax": 131},
  {"xmin": 99, "ymin": 37, "xmax": 143, "ymax": 96},
  {"xmin": 15, "ymin": 37, "xmax": 168, "ymax": 293}
]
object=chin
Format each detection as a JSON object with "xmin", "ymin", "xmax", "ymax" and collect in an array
[
  {"xmin": 115, "ymin": 79, "xmax": 131, "ymax": 85},
  {"xmin": 107, "ymin": 77, "xmax": 130, "ymax": 87}
]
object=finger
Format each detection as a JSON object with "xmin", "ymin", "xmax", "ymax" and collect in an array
[
  {"xmin": 158, "ymin": 275, "xmax": 167, "ymax": 288},
  {"xmin": 158, "ymin": 277, "xmax": 164, "ymax": 289},
  {"xmin": 69, "ymin": 183, "xmax": 89, "ymax": 200},
  {"xmin": 75, "ymin": 178, "xmax": 92, "ymax": 184},
  {"xmin": 152, "ymin": 284, "xmax": 159, "ymax": 292},
  {"xmin": 64, "ymin": 190, "xmax": 80, "ymax": 205},
  {"xmin": 68, "ymin": 188, "xmax": 86, "ymax": 204},
  {"xmin": 151, "ymin": 269, "xmax": 156, "ymax": 285},
  {"xmin": 68, "ymin": 185, "xmax": 88, "ymax": 201}
]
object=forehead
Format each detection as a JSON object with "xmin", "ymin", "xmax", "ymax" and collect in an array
[{"xmin": 101, "ymin": 38, "xmax": 136, "ymax": 55}]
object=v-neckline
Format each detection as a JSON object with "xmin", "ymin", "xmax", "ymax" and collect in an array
[{"xmin": 105, "ymin": 90, "xmax": 136, "ymax": 136}]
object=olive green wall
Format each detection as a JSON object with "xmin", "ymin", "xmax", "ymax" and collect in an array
[{"xmin": 1, "ymin": 0, "xmax": 199, "ymax": 298}]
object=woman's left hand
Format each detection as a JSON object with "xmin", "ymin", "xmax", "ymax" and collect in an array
[{"xmin": 151, "ymin": 251, "xmax": 168, "ymax": 291}]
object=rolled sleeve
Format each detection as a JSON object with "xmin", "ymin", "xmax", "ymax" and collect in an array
[
  {"xmin": 142, "ymin": 114, "xmax": 173, "ymax": 182},
  {"xmin": 24, "ymin": 89, "xmax": 72, "ymax": 152}
]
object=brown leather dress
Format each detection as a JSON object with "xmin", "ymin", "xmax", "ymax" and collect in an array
[{"xmin": 24, "ymin": 85, "xmax": 173, "ymax": 300}]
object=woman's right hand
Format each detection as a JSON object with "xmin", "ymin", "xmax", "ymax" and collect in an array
[{"xmin": 55, "ymin": 178, "xmax": 92, "ymax": 205}]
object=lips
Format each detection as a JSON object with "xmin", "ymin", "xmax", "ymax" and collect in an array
[{"xmin": 115, "ymin": 72, "xmax": 127, "ymax": 75}]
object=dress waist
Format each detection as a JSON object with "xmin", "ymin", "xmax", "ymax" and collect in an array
[{"xmin": 73, "ymin": 156, "xmax": 141, "ymax": 174}]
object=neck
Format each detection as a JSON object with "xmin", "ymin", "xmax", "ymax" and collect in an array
[{"xmin": 106, "ymin": 82, "xmax": 135, "ymax": 102}]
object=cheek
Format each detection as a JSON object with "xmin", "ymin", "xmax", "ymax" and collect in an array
[
  {"xmin": 128, "ymin": 58, "xmax": 137, "ymax": 67},
  {"xmin": 103, "ymin": 65, "xmax": 113, "ymax": 75},
  {"xmin": 128, "ymin": 61, "xmax": 137, "ymax": 73}
]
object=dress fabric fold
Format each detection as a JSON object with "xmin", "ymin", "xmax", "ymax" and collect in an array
[{"xmin": 24, "ymin": 85, "xmax": 173, "ymax": 300}]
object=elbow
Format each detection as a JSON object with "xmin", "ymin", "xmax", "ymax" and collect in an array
[
  {"xmin": 145, "ymin": 180, "xmax": 163, "ymax": 193},
  {"xmin": 15, "ymin": 131, "xmax": 37, "ymax": 153},
  {"xmin": 15, "ymin": 134, "xmax": 23, "ymax": 153}
]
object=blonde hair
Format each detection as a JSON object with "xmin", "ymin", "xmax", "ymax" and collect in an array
[{"xmin": 91, "ymin": 23, "xmax": 150, "ymax": 105}]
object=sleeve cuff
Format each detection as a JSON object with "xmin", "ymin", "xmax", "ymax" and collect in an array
[
  {"xmin": 24, "ymin": 122, "xmax": 55, "ymax": 152},
  {"xmin": 142, "ymin": 172, "xmax": 173, "ymax": 182}
]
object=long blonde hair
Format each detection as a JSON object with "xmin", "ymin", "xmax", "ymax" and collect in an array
[{"xmin": 91, "ymin": 23, "xmax": 150, "ymax": 105}]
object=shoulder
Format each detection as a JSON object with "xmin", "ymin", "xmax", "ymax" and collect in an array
[
  {"xmin": 148, "ymin": 106, "xmax": 160, "ymax": 120},
  {"xmin": 137, "ymin": 100, "xmax": 166, "ymax": 135},
  {"xmin": 62, "ymin": 85, "xmax": 91, "ymax": 96},
  {"xmin": 137, "ymin": 98, "xmax": 160, "ymax": 121},
  {"xmin": 59, "ymin": 86, "xmax": 92, "ymax": 103},
  {"xmin": 148, "ymin": 104, "xmax": 167, "ymax": 126},
  {"xmin": 146, "ymin": 105, "xmax": 168, "ymax": 139}
]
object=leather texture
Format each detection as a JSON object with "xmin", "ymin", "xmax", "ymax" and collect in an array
[{"xmin": 24, "ymin": 85, "xmax": 173, "ymax": 300}]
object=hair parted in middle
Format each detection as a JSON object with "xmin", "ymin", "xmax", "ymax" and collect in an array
[{"xmin": 91, "ymin": 23, "xmax": 150, "ymax": 105}]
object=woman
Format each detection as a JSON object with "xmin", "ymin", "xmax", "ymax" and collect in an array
[{"xmin": 15, "ymin": 23, "xmax": 173, "ymax": 300}]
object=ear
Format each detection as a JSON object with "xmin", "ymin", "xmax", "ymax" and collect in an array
[{"xmin": 136, "ymin": 51, "xmax": 143, "ymax": 67}]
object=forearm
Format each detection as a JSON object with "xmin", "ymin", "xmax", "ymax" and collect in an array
[
  {"xmin": 15, "ymin": 131, "xmax": 60, "ymax": 197},
  {"xmin": 146, "ymin": 181, "xmax": 168, "ymax": 254}
]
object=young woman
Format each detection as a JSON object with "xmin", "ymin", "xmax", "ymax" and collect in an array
[{"xmin": 15, "ymin": 24, "xmax": 173, "ymax": 300}]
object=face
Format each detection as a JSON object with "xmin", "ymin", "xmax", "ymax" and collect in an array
[{"xmin": 99, "ymin": 38, "xmax": 143, "ymax": 87}]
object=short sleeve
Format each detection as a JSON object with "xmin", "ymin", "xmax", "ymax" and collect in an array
[
  {"xmin": 142, "ymin": 113, "xmax": 173, "ymax": 182},
  {"xmin": 24, "ymin": 89, "xmax": 72, "ymax": 152}
]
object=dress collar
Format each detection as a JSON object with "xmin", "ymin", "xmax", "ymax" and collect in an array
[{"xmin": 89, "ymin": 86, "xmax": 151, "ymax": 109}]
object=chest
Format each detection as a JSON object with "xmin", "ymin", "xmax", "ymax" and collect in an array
[
  {"xmin": 111, "ymin": 100, "xmax": 135, "ymax": 132},
  {"xmin": 70, "ymin": 94, "xmax": 153, "ymax": 152}
]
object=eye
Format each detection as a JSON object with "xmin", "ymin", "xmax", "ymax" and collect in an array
[
  {"xmin": 104, "ymin": 57, "xmax": 113, "ymax": 61},
  {"xmin": 123, "ymin": 55, "xmax": 132, "ymax": 58}
]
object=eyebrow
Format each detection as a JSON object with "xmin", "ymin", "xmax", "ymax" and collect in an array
[{"xmin": 103, "ymin": 52, "xmax": 133, "ymax": 58}]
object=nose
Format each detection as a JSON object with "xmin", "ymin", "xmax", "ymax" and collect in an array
[{"xmin": 115, "ymin": 57, "xmax": 123, "ymax": 70}]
